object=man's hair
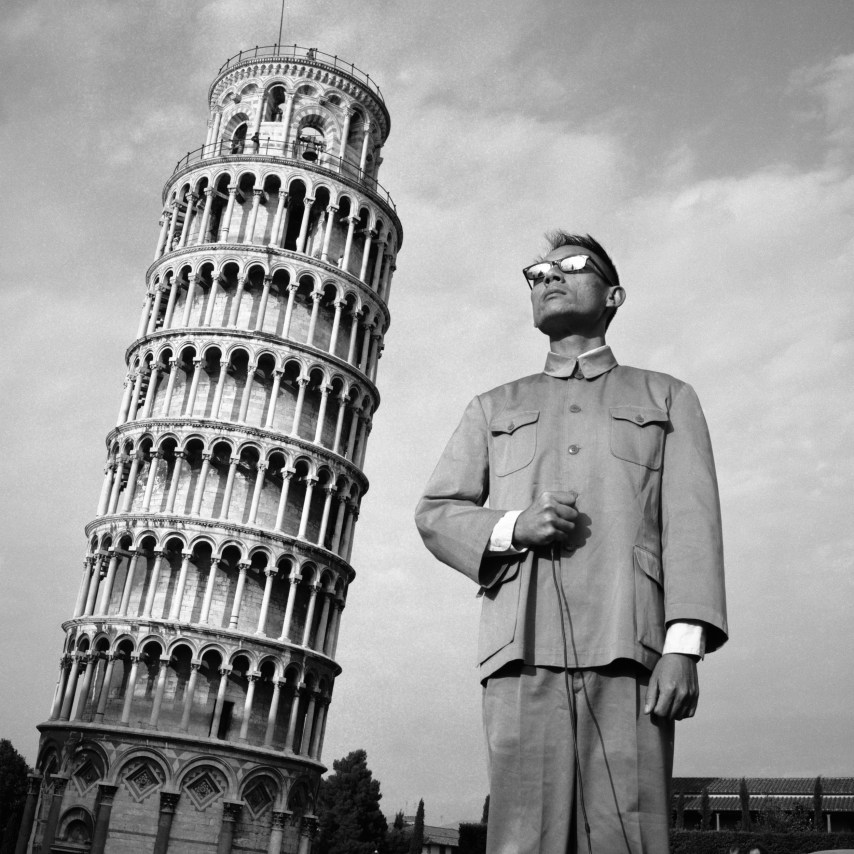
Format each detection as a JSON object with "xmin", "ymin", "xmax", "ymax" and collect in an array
[
  {"xmin": 542, "ymin": 231, "xmax": 622, "ymax": 328},
  {"xmin": 542, "ymin": 231, "xmax": 620, "ymax": 288}
]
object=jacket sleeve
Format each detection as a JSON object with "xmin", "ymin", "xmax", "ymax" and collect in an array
[
  {"xmin": 661, "ymin": 382, "xmax": 728, "ymax": 653},
  {"xmin": 414, "ymin": 396, "xmax": 510, "ymax": 586}
]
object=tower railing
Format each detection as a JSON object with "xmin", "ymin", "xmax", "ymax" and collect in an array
[
  {"xmin": 171, "ymin": 139, "xmax": 396, "ymax": 211},
  {"xmin": 217, "ymin": 44, "xmax": 384, "ymax": 103}
]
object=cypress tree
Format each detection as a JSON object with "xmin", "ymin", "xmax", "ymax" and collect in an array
[
  {"xmin": 408, "ymin": 799, "xmax": 425, "ymax": 854},
  {"xmin": 700, "ymin": 787, "xmax": 711, "ymax": 830},
  {"xmin": 813, "ymin": 775, "xmax": 823, "ymax": 830},
  {"xmin": 739, "ymin": 777, "xmax": 751, "ymax": 831}
]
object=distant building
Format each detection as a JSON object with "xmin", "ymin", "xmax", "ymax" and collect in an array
[
  {"xmin": 422, "ymin": 824, "xmax": 460, "ymax": 854},
  {"xmin": 400, "ymin": 816, "xmax": 461, "ymax": 853},
  {"xmin": 673, "ymin": 777, "xmax": 854, "ymax": 833}
]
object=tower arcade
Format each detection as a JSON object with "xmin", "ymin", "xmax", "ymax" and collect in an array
[{"xmin": 19, "ymin": 44, "xmax": 401, "ymax": 854}]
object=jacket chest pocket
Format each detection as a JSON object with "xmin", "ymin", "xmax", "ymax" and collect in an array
[
  {"xmin": 490, "ymin": 410, "xmax": 539, "ymax": 476},
  {"xmin": 610, "ymin": 405, "xmax": 668, "ymax": 470}
]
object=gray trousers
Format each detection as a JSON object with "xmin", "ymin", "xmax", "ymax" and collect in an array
[{"xmin": 483, "ymin": 660, "xmax": 674, "ymax": 854}]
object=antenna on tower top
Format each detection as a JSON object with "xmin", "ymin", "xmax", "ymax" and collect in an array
[{"xmin": 277, "ymin": 0, "xmax": 286, "ymax": 49}]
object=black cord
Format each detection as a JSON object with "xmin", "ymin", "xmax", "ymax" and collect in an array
[
  {"xmin": 550, "ymin": 545, "xmax": 633, "ymax": 854},
  {"xmin": 550, "ymin": 545, "xmax": 593, "ymax": 854}
]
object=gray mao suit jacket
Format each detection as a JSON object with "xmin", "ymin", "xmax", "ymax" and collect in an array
[{"xmin": 415, "ymin": 347, "xmax": 728, "ymax": 680}]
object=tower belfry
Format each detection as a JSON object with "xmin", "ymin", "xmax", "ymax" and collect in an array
[{"xmin": 21, "ymin": 44, "xmax": 401, "ymax": 854}]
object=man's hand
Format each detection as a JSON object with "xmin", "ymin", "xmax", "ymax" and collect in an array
[
  {"xmin": 512, "ymin": 491, "xmax": 578, "ymax": 548},
  {"xmin": 644, "ymin": 653, "xmax": 699, "ymax": 720}
]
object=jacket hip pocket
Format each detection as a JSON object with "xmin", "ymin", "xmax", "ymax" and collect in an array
[
  {"xmin": 478, "ymin": 570, "xmax": 522, "ymax": 664},
  {"xmin": 634, "ymin": 545, "xmax": 665, "ymax": 653}
]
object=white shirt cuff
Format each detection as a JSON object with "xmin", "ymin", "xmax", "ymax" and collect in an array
[
  {"xmin": 662, "ymin": 621, "xmax": 706, "ymax": 659},
  {"xmin": 488, "ymin": 510, "xmax": 526, "ymax": 554}
]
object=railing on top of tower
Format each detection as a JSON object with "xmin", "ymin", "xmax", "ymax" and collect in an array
[
  {"xmin": 172, "ymin": 137, "xmax": 396, "ymax": 211},
  {"xmin": 217, "ymin": 44, "xmax": 384, "ymax": 103}
]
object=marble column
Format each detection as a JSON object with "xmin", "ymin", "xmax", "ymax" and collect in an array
[
  {"xmin": 210, "ymin": 666, "xmax": 231, "ymax": 738},
  {"xmin": 94, "ymin": 653, "xmax": 117, "ymax": 721},
  {"xmin": 265, "ymin": 370, "xmax": 283, "ymax": 429},
  {"xmin": 196, "ymin": 187, "xmax": 215, "ymax": 245},
  {"xmin": 264, "ymin": 679, "xmax": 282, "ymax": 746},
  {"xmin": 278, "ymin": 575, "xmax": 301, "ymax": 641},
  {"xmin": 301, "ymin": 585, "xmax": 319, "ymax": 647},
  {"xmin": 39, "ymin": 775, "xmax": 70, "ymax": 854},
  {"xmin": 120, "ymin": 655, "xmax": 141, "ymax": 724},
  {"xmin": 216, "ymin": 801, "xmax": 244, "ymax": 854},
  {"xmin": 358, "ymin": 230, "xmax": 375, "ymax": 283},
  {"xmin": 149, "ymin": 655, "xmax": 170, "ymax": 726},
  {"xmin": 179, "ymin": 660, "xmax": 202, "ymax": 731},
  {"xmin": 12, "ymin": 773, "xmax": 41, "ymax": 854},
  {"xmin": 267, "ymin": 809, "xmax": 290, "ymax": 854},
  {"xmin": 199, "ymin": 559, "xmax": 220, "ymax": 624},
  {"xmin": 118, "ymin": 551, "xmax": 141, "ymax": 614},
  {"xmin": 255, "ymin": 567, "xmax": 276, "ymax": 635},
  {"xmin": 255, "ymin": 274, "xmax": 273, "ymax": 331},
  {"xmin": 295, "ymin": 197, "xmax": 315, "ymax": 254},
  {"xmin": 238, "ymin": 673, "xmax": 259, "ymax": 741},
  {"xmin": 228, "ymin": 562, "xmax": 250, "ymax": 629},
  {"xmin": 245, "ymin": 188, "xmax": 264, "ymax": 244},
  {"xmin": 152, "ymin": 790, "xmax": 181, "ymax": 854},
  {"xmin": 237, "ymin": 362, "xmax": 257, "ymax": 423},
  {"xmin": 274, "ymin": 469, "xmax": 294, "ymax": 532},
  {"xmin": 320, "ymin": 204, "xmax": 338, "ymax": 262},
  {"xmin": 297, "ymin": 814, "xmax": 318, "ymax": 854},
  {"xmin": 219, "ymin": 186, "xmax": 238, "ymax": 241},
  {"xmin": 89, "ymin": 782, "xmax": 119, "ymax": 854},
  {"xmin": 341, "ymin": 215, "xmax": 358, "ymax": 272},
  {"xmin": 57, "ymin": 656, "xmax": 80, "ymax": 720},
  {"xmin": 177, "ymin": 193, "xmax": 198, "ymax": 248},
  {"xmin": 169, "ymin": 552, "xmax": 193, "ymax": 621},
  {"xmin": 141, "ymin": 452, "xmax": 162, "ymax": 511},
  {"xmin": 297, "ymin": 477, "xmax": 317, "ymax": 540}
]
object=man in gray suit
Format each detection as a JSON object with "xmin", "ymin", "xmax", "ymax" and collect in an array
[{"xmin": 415, "ymin": 232, "xmax": 727, "ymax": 854}]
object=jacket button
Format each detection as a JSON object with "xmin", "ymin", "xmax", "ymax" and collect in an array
[
  {"xmin": 507, "ymin": 422, "xmax": 515, "ymax": 431},
  {"xmin": 568, "ymin": 444, "xmax": 580, "ymax": 455},
  {"xmin": 634, "ymin": 414, "xmax": 644, "ymax": 423},
  {"xmin": 569, "ymin": 404, "xmax": 581, "ymax": 413}
]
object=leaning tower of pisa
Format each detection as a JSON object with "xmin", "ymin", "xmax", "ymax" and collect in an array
[{"xmin": 19, "ymin": 45, "xmax": 401, "ymax": 854}]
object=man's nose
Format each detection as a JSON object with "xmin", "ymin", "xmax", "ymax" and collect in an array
[{"xmin": 543, "ymin": 264, "xmax": 564, "ymax": 285}]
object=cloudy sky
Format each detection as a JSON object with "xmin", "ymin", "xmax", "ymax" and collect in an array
[{"xmin": 2, "ymin": 0, "xmax": 853, "ymax": 828}]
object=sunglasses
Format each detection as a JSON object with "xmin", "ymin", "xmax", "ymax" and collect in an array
[{"xmin": 522, "ymin": 254, "xmax": 612, "ymax": 290}]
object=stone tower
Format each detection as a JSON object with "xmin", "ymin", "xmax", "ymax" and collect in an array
[{"xmin": 20, "ymin": 44, "xmax": 400, "ymax": 854}]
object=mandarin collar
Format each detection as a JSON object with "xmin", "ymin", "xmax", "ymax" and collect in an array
[{"xmin": 543, "ymin": 345, "xmax": 618, "ymax": 379}]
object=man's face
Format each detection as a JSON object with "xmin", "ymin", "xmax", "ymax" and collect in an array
[{"xmin": 529, "ymin": 244, "xmax": 623, "ymax": 337}]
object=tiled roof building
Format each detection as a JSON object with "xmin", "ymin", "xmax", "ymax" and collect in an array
[
  {"xmin": 422, "ymin": 824, "xmax": 460, "ymax": 853},
  {"xmin": 673, "ymin": 777, "xmax": 854, "ymax": 833}
]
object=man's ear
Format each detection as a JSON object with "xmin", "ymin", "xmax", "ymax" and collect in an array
[{"xmin": 607, "ymin": 286, "xmax": 626, "ymax": 309}]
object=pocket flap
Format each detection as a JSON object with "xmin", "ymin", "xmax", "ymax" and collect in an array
[
  {"xmin": 634, "ymin": 545, "xmax": 663, "ymax": 586},
  {"xmin": 490, "ymin": 410, "xmax": 539, "ymax": 435},
  {"xmin": 610, "ymin": 405, "xmax": 668, "ymax": 426}
]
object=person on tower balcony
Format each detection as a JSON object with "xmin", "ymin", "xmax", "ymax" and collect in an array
[{"xmin": 415, "ymin": 232, "xmax": 728, "ymax": 854}]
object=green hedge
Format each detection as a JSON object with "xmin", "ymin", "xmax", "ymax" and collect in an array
[{"xmin": 670, "ymin": 830, "xmax": 854, "ymax": 854}]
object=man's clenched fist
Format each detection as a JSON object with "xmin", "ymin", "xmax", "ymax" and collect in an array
[{"xmin": 512, "ymin": 490, "xmax": 578, "ymax": 548}]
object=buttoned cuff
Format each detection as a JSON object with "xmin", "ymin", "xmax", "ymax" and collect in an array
[
  {"xmin": 488, "ymin": 511, "xmax": 526, "ymax": 554},
  {"xmin": 662, "ymin": 621, "xmax": 706, "ymax": 659}
]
